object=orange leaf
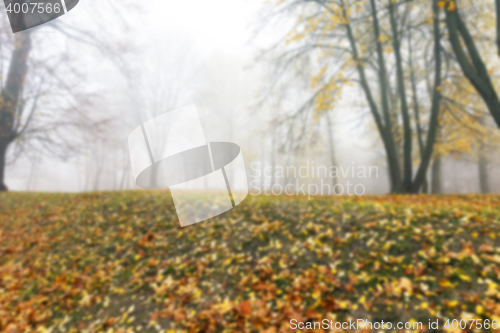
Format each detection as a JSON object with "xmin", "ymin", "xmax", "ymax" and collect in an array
[{"xmin": 238, "ymin": 300, "xmax": 252, "ymax": 316}]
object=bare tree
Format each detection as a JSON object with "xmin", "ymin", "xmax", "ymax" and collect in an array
[{"xmin": 0, "ymin": 1, "xmax": 134, "ymax": 191}]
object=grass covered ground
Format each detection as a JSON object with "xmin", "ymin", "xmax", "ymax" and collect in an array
[{"xmin": 1, "ymin": 192, "xmax": 500, "ymax": 332}]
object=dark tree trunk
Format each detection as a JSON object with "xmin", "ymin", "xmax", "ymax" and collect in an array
[
  {"xmin": 388, "ymin": 0, "xmax": 412, "ymax": 192},
  {"xmin": 409, "ymin": 0, "xmax": 442, "ymax": 193},
  {"xmin": 270, "ymin": 127, "xmax": 276, "ymax": 188},
  {"xmin": 422, "ymin": 178, "xmax": 429, "ymax": 194},
  {"xmin": 0, "ymin": 32, "xmax": 32, "ymax": 191},
  {"xmin": 408, "ymin": 27, "xmax": 428, "ymax": 194},
  {"xmin": 260, "ymin": 144, "xmax": 265, "ymax": 192},
  {"xmin": 497, "ymin": 0, "xmax": 500, "ymax": 56},
  {"xmin": 369, "ymin": 0, "xmax": 403, "ymax": 193},
  {"xmin": 325, "ymin": 112, "xmax": 337, "ymax": 187},
  {"xmin": 431, "ymin": 154, "xmax": 442, "ymax": 194},
  {"xmin": 445, "ymin": 3, "xmax": 500, "ymax": 128},
  {"xmin": 0, "ymin": 141, "xmax": 8, "ymax": 191},
  {"xmin": 478, "ymin": 145, "xmax": 490, "ymax": 193}
]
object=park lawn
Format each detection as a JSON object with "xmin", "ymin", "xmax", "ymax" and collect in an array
[{"xmin": 1, "ymin": 192, "xmax": 500, "ymax": 332}]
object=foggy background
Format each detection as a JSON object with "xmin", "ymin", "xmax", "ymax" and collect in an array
[{"xmin": 3, "ymin": 0, "xmax": 500, "ymax": 194}]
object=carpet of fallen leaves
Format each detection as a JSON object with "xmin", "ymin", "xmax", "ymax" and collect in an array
[{"xmin": 1, "ymin": 192, "xmax": 500, "ymax": 332}]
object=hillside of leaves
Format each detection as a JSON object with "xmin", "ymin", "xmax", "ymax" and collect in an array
[{"xmin": 1, "ymin": 192, "xmax": 500, "ymax": 332}]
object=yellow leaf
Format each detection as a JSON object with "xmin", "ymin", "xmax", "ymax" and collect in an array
[
  {"xmin": 459, "ymin": 274, "xmax": 471, "ymax": 282},
  {"xmin": 439, "ymin": 278, "xmax": 453, "ymax": 288},
  {"xmin": 378, "ymin": 35, "xmax": 389, "ymax": 43}
]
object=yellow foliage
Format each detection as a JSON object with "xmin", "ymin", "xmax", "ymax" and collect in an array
[{"xmin": 448, "ymin": 1, "xmax": 456, "ymax": 11}]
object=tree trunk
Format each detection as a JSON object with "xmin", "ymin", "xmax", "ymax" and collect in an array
[
  {"xmin": 408, "ymin": 25, "xmax": 428, "ymax": 194},
  {"xmin": 431, "ymin": 154, "xmax": 442, "ymax": 194},
  {"xmin": 325, "ymin": 112, "xmax": 337, "ymax": 187},
  {"xmin": 260, "ymin": 143, "xmax": 265, "ymax": 192},
  {"xmin": 421, "ymin": 178, "xmax": 429, "ymax": 194},
  {"xmin": 369, "ymin": 0, "xmax": 402, "ymax": 193},
  {"xmin": 445, "ymin": 3, "xmax": 500, "ymax": 128},
  {"xmin": 388, "ymin": 0, "xmax": 412, "ymax": 192},
  {"xmin": 478, "ymin": 145, "xmax": 490, "ymax": 193},
  {"xmin": 270, "ymin": 127, "xmax": 276, "ymax": 188},
  {"xmin": 0, "ymin": 32, "xmax": 32, "ymax": 191},
  {"xmin": 0, "ymin": 141, "xmax": 8, "ymax": 191},
  {"xmin": 496, "ymin": 0, "xmax": 500, "ymax": 56},
  {"xmin": 409, "ymin": 0, "xmax": 442, "ymax": 193},
  {"xmin": 27, "ymin": 154, "xmax": 39, "ymax": 191}
]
